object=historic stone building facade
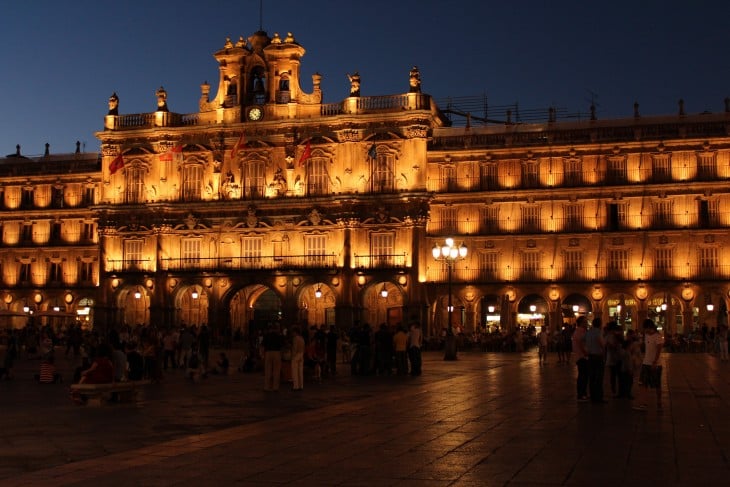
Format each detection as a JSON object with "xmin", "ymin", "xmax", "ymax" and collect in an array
[{"xmin": 2, "ymin": 30, "xmax": 729, "ymax": 338}]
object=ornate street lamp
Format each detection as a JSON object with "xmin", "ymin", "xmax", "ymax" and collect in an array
[{"xmin": 432, "ymin": 237, "xmax": 468, "ymax": 360}]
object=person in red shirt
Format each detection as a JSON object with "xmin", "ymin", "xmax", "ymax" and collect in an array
[{"xmin": 79, "ymin": 343, "xmax": 114, "ymax": 384}]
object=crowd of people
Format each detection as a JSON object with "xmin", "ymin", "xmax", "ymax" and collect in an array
[
  {"xmin": 1, "ymin": 314, "xmax": 728, "ymax": 407},
  {"xmin": 254, "ymin": 320, "xmax": 425, "ymax": 392}
]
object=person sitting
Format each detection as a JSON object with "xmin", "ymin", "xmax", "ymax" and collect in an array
[
  {"xmin": 36, "ymin": 353, "xmax": 62, "ymax": 384},
  {"xmin": 78, "ymin": 344, "xmax": 114, "ymax": 384},
  {"xmin": 211, "ymin": 352, "xmax": 230, "ymax": 375}
]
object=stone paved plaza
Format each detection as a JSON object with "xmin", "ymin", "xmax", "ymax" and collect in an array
[{"xmin": 1, "ymin": 349, "xmax": 729, "ymax": 486}]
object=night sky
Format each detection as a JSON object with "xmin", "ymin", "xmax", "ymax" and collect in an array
[{"xmin": 1, "ymin": 0, "xmax": 728, "ymax": 156}]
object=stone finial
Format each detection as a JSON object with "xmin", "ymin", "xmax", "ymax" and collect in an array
[
  {"xmin": 235, "ymin": 36, "xmax": 246, "ymax": 48},
  {"xmin": 15, "ymin": 144, "xmax": 21, "ymax": 156},
  {"xmin": 409, "ymin": 66, "xmax": 421, "ymax": 93},
  {"xmin": 634, "ymin": 102, "xmax": 640, "ymax": 118},
  {"xmin": 678, "ymin": 99, "xmax": 685, "ymax": 116},
  {"xmin": 284, "ymin": 32, "xmax": 295, "ymax": 43},
  {"xmin": 75, "ymin": 141, "xmax": 81, "ymax": 154},
  {"xmin": 108, "ymin": 92, "xmax": 119, "ymax": 115},
  {"xmin": 347, "ymin": 72, "xmax": 361, "ymax": 97},
  {"xmin": 271, "ymin": 32, "xmax": 282, "ymax": 44},
  {"xmin": 224, "ymin": 37, "xmax": 233, "ymax": 48},
  {"xmin": 156, "ymin": 86, "xmax": 168, "ymax": 112},
  {"xmin": 312, "ymin": 72, "xmax": 322, "ymax": 90},
  {"xmin": 44, "ymin": 143, "xmax": 50, "ymax": 157}
]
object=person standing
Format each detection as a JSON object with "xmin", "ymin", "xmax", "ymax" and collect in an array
[
  {"xmin": 633, "ymin": 319, "xmax": 664, "ymax": 411},
  {"xmin": 572, "ymin": 316, "xmax": 589, "ymax": 401},
  {"xmin": 393, "ymin": 326, "xmax": 409, "ymax": 375},
  {"xmin": 537, "ymin": 326, "xmax": 549, "ymax": 365},
  {"xmin": 585, "ymin": 317, "xmax": 606, "ymax": 403},
  {"xmin": 408, "ymin": 322, "xmax": 423, "ymax": 376},
  {"xmin": 291, "ymin": 326, "xmax": 305, "ymax": 391},
  {"xmin": 326, "ymin": 325, "xmax": 339, "ymax": 376},
  {"xmin": 262, "ymin": 324, "xmax": 283, "ymax": 391}
]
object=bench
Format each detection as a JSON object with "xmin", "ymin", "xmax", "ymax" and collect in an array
[{"xmin": 70, "ymin": 380, "xmax": 151, "ymax": 406}]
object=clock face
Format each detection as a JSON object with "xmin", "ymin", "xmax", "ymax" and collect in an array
[{"xmin": 248, "ymin": 106, "xmax": 263, "ymax": 121}]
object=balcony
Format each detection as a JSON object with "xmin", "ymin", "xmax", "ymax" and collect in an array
[
  {"xmin": 160, "ymin": 254, "xmax": 338, "ymax": 272},
  {"xmin": 353, "ymin": 253, "xmax": 408, "ymax": 269},
  {"xmin": 425, "ymin": 263, "xmax": 730, "ymax": 284},
  {"xmin": 427, "ymin": 211, "xmax": 730, "ymax": 236}
]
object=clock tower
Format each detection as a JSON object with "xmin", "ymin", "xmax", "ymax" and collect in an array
[{"xmin": 198, "ymin": 31, "xmax": 321, "ymax": 123}]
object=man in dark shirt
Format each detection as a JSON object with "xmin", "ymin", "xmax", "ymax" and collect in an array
[
  {"xmin": 262, "ymin": 324, "xmax": 283, "ymax": 391},
  {"xmin": 126, "ymin": 344, "xmax": 144, "ymax": 381}
]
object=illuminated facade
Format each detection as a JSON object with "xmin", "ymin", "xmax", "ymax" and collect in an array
[{"xmin": 3, "ymin": 30, "xmax": 729, "ymax": 337}]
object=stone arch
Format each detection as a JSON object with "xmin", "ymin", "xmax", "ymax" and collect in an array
[
  {"xmin": 516, "ymin": 293, "xmax": 548, "ymax": 330},
  {"xmin": 117, "ymin": 284, "xmax": 150, "ymax": 327},
  {"xmin": 226, "ymin": 284, "xmax": 281, "ymax": 338},
  {"xmin": 173, "ymin": 284, "xmax": 209, "ymax": 327},
  {"xmin": 298, "ymin": 281, "xmax": 336, "ymax": 328},
  {"xmin": 361, "ymin": 281, "xmax": 404, "ymax": 329}
]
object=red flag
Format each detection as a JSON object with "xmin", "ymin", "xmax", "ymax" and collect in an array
[
  {"xmin": 230, "ymin": 132, "xmax": 246, "ymax": 159},
  {"xmin": 298, "ymin": 140, "xmax": 312, "ymax": 166},
  {"xmin": 109, "ymin": 153, "xmax": 125, "ymax": 174},
  {"xmin": 159, "ymin": 144, "xmax": 182, "ymax": 162}
]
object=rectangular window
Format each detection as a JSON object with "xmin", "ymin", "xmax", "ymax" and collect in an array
[
  {"xmin": 480, "ymin": 164, "xmax": 498, "ymax": 190},
  {"xmin": 82, "ymin": 222, "xmax": 95, "ymax": 242},
  {"xmin": 182, "ymin": 238, "xmax": 201, "ymax": 268},
  {"xmin": 48, "ymin": 262, "xmax": 63, "ymax": 284},
  {"xmin": 182, "ymin": 165, "xmax": 203, "ymax": 201},
  {"xmin": 21, "ymin": 224, "xmax": 33, "ymax": 243},
  {"xmin": 440, "ymin": 165, "xmax": 456, "ymax": 192},
  {"xmin": 51, "ymin": 187, "xmax": 64, "ymax": 208},
  {"xmin": 479, "ymin": 252, "xmax": 499, "ymax": 280},
  {"xmin": 564, "ymin": 249, "xmax": 583, "ymax": 280},
  {"xmin": 521, "ymin": 251, "xmax": 540, "ymax": 280},
  {"xmin": 652, "ymin": 199, "xmax": 673, "ymax": 228},
  {"xmin": 564, "ymin": 159, "xmax": 582, "ymax": 186},
  {"xmin": 372, "ymin": 154, "xmax": 394, "ymax": 192},
  {"xmin": 608, "ymin": 249, "xmax": 629, "ymax": 279},
  {"xmin": 654, "ymin": 248, "xmax": 673, "ymax": 279},
  {"xmin": 698, "ymin": 247, "xmax": 718, "ymax": 277},
  {"xmin": 522, "ymin": 162, "xmax": 539, "ymax": 188},
  {"xmin": 480, "ymin": 206, "xmax": 499, "ymax": 233},
  {"xmin": 305, "ymin": 235, "xmax": 327, "ymax": 266},
  {"xmin": 83, "ymin": 187, "xmax": 96, "ymax": 206},
  {"xmin": 79, "ymin": 261, "xmax": 94, "ymax": 284},
  {"xmin": 697, "ymin": 153, "xmax": 716, "ymax": 180},
  {"xmin": 51, "ymin": 221, "xmax": 62, "ymax": 241},
  {"xmin": 242, "ymin": 237, "xmax": 262, "ymax": 268},
  {"xmin": 607, "ymin": 202, "xmax": 627, "ymax": 231},
  {"xmin": 124, "ymin": 240, "xmax": 144, "ymax": 271},
  {"xmin": 307, "ymin": 158, "xmax": 330, "ymax": 195},
  {"xmin": 371, "ymin": 233, "xmax": 395, "ymax": 267},
  {"xmin": 652, "ymin": 155, "xmax": 671, "ymax": 182},
  {"xmin": 125, "ymin": 168, "xmax": 145, "ymax": 203},
  {"xmin": 440, "ymin": 207, "xmax": 458, "ymax": 234},
  {"xmin": 607, "ymin": 157, "xmax": 627, "ymax": 183},
  {"xmin": 244, "ymin": 161, "xmax": 266, "ymax": 199},
  {"xmin": 521, "ymin": 205, "xmax": 540, "ymax": 232},
  {"xmin": 19, "ymin": 262, "xmax": 32, "ymax": 284},
  {"xmin": 21, "ymin": 188, "xmax": 34, "ymax": 208},
  {"xmin": 564, "ymin": 204, "xmax": 583, "ymax": 232}
]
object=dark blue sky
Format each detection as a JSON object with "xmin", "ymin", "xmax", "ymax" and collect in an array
[{"xmin": 1, "ymin": 0, "xmax": 728, "ymax": 156}]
